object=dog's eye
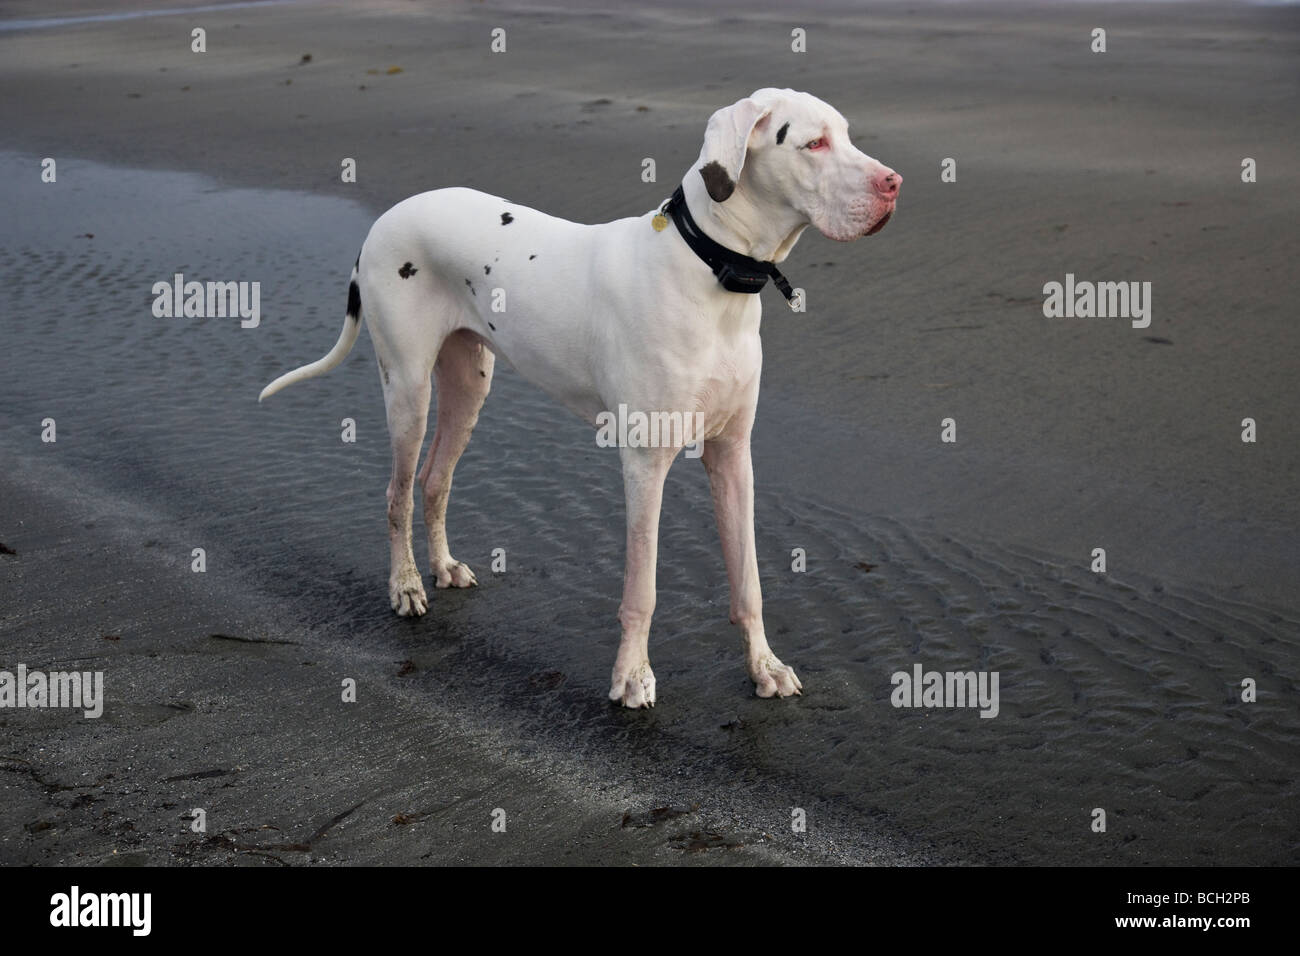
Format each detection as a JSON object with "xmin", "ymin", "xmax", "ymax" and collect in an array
[{"xmin": 805, "ymin": 138, "xmax": 827, "ymax": 151}]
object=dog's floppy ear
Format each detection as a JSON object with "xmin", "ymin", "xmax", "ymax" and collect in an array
[{"xmin": 697, "ymin": 97, "xmax": 771, "ymax": 202}]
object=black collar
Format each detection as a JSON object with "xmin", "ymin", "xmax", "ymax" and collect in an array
[{"xmin": 663, "ymin": 186, "xmax": 798, "ymax": 306}]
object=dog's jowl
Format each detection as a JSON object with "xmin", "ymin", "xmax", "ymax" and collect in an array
[{"xmin": 259, "ymin": 88, "xmax": 901, "ymax": 707}]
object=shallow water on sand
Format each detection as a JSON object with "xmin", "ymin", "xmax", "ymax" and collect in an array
[{"xmin": 1, "ymin": 152, "xmax": 1296, "ymax": 863}]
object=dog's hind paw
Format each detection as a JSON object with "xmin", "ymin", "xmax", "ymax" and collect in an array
[
  {"xmin": 390, "ymin": 571, "xmax": 428, "ymax": 617},
  {"xmin": 609, "ymin": 661, "xmax": 656, "ymax": 709},
  {"xmin": 432, "ymin": 558, "xmax": 477, "ymax": 589},
  {"xmin": 751, "ymin": 654, "xmax": 802, "ymax": 699}
]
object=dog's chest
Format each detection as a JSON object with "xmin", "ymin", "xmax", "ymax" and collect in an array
[{"xmin": 671, "ymin": 313, "xmax": 763, "ymax": 427}]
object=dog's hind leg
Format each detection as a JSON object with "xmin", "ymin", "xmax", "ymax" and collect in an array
[
  {"xmin": 419, "ymin": 328, "xmax": 494, "ymax": 589},
  {"xmin": 382, "ymin": 349, "xmax": 434, "ymax": 617}
]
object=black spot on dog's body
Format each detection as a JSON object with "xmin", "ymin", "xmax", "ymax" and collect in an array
[
  {"xmin": 465, "ymin": 278, "xmax": 476, "ymax": 296},
  {"xmin": 488, "ymin": 322, "xmax": 496, "ymax": 331},
  {"xmin": 346, "ymin": 281, "xmax": 361, "ymax": 320},
  {"xmin": 501, "ymin": 212, "xmax": 514, "ymax": 225},
  {"xmin": 529, "ymin": 254, "xmax": 536, "ymax": 260},
  {"xmin": 484, "ymin": 265, "xmax": 491, "ymax": 274},
  {"xmin": 398, "ymin": 262, "xmax": 417, "ymax": 278},
  {"xmin": 776, "ymin": 121, "xmax": 789, "ymax": 145},
  {"xmin": 699, "ymin": 160, "xmax": 735, "ymax": 202}
]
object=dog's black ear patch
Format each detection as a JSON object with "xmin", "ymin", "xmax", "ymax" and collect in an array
[
  {"xmin": 346, "ymin": 281, "xmax": 362, "ymax": 320},
  {"xmin": 398, "ymin": 262, "xmax": 417, "ymax": 278},
  {"xmin": 699, "ymin": 160, "xmax": 735, "ymax": 202},
  {"xmin": 776, "ymin": 121, "xmax": 789, "ymax": 145},
  {"xmin": 501, "ymin": 212, "xmax": 514, "ymax": 225}
]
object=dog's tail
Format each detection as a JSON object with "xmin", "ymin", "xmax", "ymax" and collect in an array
[{"xmin": 258, "ymin": 256, "xmax": 364, "ymax": 403}]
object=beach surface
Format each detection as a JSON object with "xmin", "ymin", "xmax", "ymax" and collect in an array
[{"xmin": 1, "ymin": 0, "xmax": 1297, "ymax": 865}]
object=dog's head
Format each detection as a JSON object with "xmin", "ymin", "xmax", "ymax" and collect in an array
[{"xmin": 694, "ymin": 88, "xmax": 900, "ymax": 243}]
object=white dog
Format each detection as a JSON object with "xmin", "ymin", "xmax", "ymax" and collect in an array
[{"xmin": 259, "ymin": 88, "xmax": 900, "ymax": 707}]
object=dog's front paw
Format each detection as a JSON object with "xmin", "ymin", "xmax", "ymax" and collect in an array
[
  {"xmin": 389, "ymin": 571, "xmax": 428, "ymax": 617},
  {"xmin": 751, "ymin": 653, "xmax": 802, "ymax": 698},
  {"xmin": 432, "ymin": 558, "xmax": 477, "ymax": 589},
  {"xmin": 609, "ymin": 661, "xmax": 656, "ymax": 709}
]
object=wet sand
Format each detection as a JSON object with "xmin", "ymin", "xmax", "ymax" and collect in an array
[{"xmin": 1, "ymin": 0, "xmax": 1297, "ymax": 865}]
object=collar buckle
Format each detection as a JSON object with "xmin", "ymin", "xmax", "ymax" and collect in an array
[{"xmin": 664, "ymin": 186, "xmax": 799, "ymax": 306}]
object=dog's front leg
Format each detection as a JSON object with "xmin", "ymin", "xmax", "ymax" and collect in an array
[
  {"xmin": 609, "ymin": 445, "xmax": 676, "ymax": 708},
  {"xmin": 702, "ymin": 432, "xmax": 802, "ymax": 698}
]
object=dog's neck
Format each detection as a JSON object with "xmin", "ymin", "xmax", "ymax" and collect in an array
[{"xmin": 680, "ymin": 173, "xmax": 810, "ymax": 264}]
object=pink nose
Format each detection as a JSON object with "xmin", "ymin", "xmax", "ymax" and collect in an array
[{"xmin": 872, "ymin": 168, "xmax": 902, "ymax": 200}]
